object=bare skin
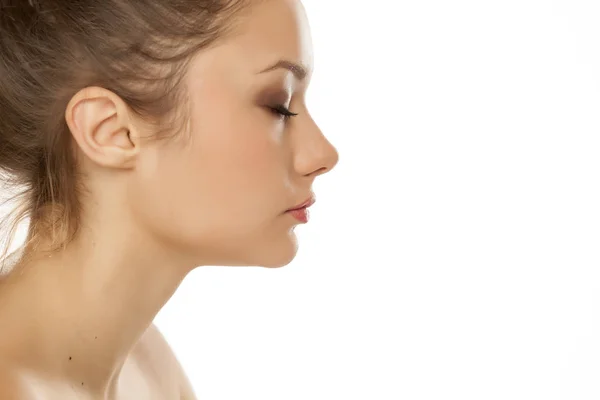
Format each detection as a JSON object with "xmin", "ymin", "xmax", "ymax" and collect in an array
[{"xmin": 0, "ymin": 0, "xmax": 339, "ymax": 398}]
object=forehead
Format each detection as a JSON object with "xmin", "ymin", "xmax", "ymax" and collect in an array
[{"xmin": 221, "ymin": 0, "xmax": 314, "ymax": 74}]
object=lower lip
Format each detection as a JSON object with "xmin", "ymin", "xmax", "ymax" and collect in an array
[{"xmin": 286, "ymin": 207, "xmax": 309, "ymax": 223}]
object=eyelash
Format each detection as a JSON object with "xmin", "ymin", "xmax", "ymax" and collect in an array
[{"xmin": 270, "ymin": 104, "xmax": 298, "ymax": 120}]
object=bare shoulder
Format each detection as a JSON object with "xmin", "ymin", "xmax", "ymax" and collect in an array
[
  {"xmin": 136, "ymin": 323, "xmax": 197, "ymax": 400},
  {"xmin": 0, "ymin": 363, "xmax": 33, "ymax": 400}
]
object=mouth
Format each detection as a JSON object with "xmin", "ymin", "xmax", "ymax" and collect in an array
[{"xmin": 286, "ymin": 194, "xmax": 316, "ymax": 212}]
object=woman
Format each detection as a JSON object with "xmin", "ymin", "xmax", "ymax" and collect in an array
[{"xmin": 0, "ymin": 0, "xmax": 339, "ymax": 397}]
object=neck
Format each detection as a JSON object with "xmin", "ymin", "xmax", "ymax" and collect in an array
[{"xmin": 0, "ymin": 221, "xmax": 194, "ymax": 395}]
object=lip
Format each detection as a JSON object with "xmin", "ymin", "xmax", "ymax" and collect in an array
[{"xmin": 287, "ymin": 194, "xmax": 316, "ymax": 211}]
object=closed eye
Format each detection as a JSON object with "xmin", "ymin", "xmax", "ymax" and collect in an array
[{"xmin": 270, "ymin": 105, "xmax": 298, "ymax": 120}]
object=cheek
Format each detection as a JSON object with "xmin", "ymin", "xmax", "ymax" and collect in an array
[
  {"xmin": 192, "ymin": 117, "xmax": 286, "ymax": 222},
  {"xmin": 190, "ymin": 90, "xmax": 287, "ymax": 204},
  {"xmin": 135, "ymin": 110, "xmax": 286, "ymax": 244},
  {"xmin": 128, "ymin": 77, "xmax": 293, "ymax": 254},
  {"xmin": 187, "ymin": 66, "xmax": 288, "ymax": 193}
]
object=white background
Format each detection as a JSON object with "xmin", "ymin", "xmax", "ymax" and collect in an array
[
  {"xmin": 2, "ymin": 0, "xmax": 600, "ymax": 399},
  {"xmin": 157, "ymin": 1, "xmax": 600, "ymax": 399}
]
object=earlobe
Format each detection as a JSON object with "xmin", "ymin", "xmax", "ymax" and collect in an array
[{"xmin": 65, "ymin": 86, "xmax": 139, "ymax": 170}]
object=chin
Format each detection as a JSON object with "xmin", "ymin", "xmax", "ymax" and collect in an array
[
  {"xmin": 244, "ymin": 230, "xmax": 300, "ymax": 268},
  {"xmin": 193, "ymin": 228, "xmax": 300, "ymax": 268},
  {"xmin": 215, "ymin": 251, "xmax": 297, "ymax": 268},
  {"xmin": 267, "ymin": 229, "xmax": 301, "ymax": 267},
  {"xmin": 260, "ymin": 255, "xmax": 296, "ymax": 269}
]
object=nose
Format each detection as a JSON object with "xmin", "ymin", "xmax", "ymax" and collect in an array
[{"xmin": 293, "ymin": 114, "xmax": 339, "ymax": 178}]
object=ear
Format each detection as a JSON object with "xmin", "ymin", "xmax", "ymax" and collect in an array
[{"xmin": 65, "ymin": 86, "xmax": 140, "ymax": 169}]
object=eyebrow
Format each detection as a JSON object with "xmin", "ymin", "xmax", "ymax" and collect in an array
[{"xmin": 259, "ymin": 60, "xmax": 308, "ymax": 81}]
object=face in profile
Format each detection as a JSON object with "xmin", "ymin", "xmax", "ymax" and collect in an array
[{"xmin": 126, "ymin": 0, "xmax": 339, "ymax": 268}]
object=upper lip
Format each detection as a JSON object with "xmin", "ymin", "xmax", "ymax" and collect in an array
[{"xmin": 287, "ymin": 194, "xmax": 316, "ymax": 211}]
